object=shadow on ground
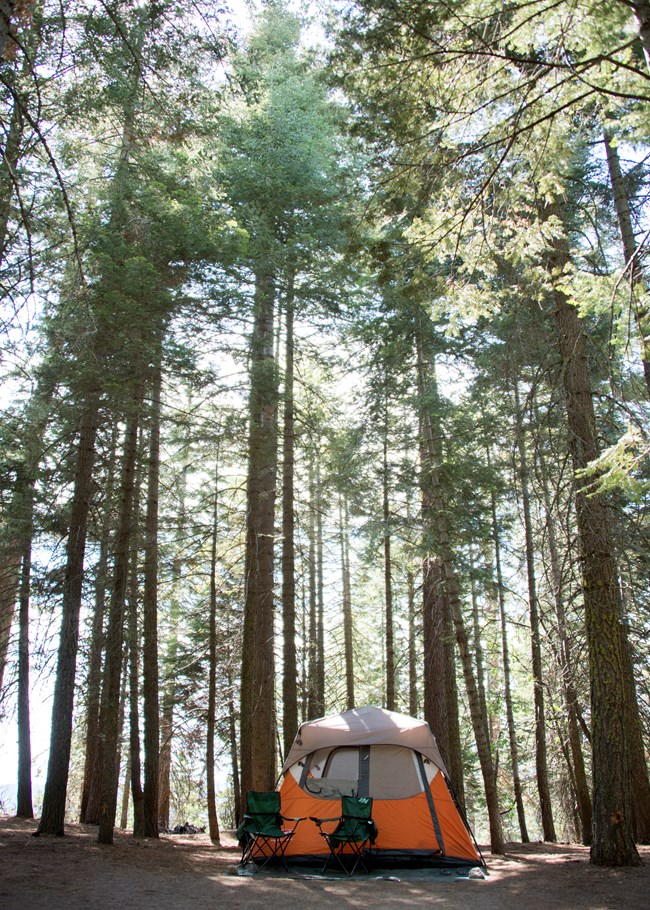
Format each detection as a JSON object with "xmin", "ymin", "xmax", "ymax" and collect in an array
[{"xmin": 1, "ymin": 816, "xmax": 648, "ymax": 910}]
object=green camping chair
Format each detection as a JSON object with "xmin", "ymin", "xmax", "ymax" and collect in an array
[
  {"xmin": 310, "ymin": 795, "xmax": 378, "ymax": 875},
  {"xmin": 236, "ymin": 791, "xmax": 305, "ymax": 871}
]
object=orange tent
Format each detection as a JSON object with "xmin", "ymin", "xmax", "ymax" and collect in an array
[{"xmin": 278, "ymin": 706, "xmax": 483, "ymax": 867}]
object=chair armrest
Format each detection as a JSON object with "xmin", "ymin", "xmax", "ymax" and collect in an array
[
  {"xmin": 280, "ymin": 815, "xmax": 306, "ymax": 822},
  {"xmin": 309, "ymin": 816, "xmax": 342, "ymax": 824}
]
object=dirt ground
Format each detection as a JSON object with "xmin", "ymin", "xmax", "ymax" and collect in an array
[{"xmin": 1, "ymin": 816, "xmax": 649, "ymax": 910}]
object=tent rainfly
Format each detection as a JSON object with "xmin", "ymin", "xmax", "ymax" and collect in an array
[{"xmin": 278, "ymin": 705, "xmax": 484, "ymax": 867}]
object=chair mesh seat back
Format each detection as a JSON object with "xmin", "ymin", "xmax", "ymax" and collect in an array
[
  {"xmin": 332, "ymin": 796, "xmax": 377, "ymax": 844},
  {"xmin": 237, "ymin": 791, "xmax": 284, "ymax": 844}
]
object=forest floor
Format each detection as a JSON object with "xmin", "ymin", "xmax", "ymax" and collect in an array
[{"xmin": 1, "ymin": 815, "xmax": 649, "ymax": 910}]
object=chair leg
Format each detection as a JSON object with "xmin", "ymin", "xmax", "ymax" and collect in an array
[
  {"xmin": 274, "ymin": 835, "xmax": 293, "ymax": 872},
  {"xmin": 348, "ymin": 841, "xmax": 371, "ymax": 875},
  {"xmin": 242, "ymin": 834, "xmax": 294, "ymax": 872},
  {"xmin": 321, "ymin": 839, "xmax": 348, "ymax": 876},
  {"xmin": 322, "ymin": 838, "xmax": 371, "ymax": 876}
]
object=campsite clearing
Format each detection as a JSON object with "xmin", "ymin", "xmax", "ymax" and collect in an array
[{"xmin": 1, "ymin": 816, "xmax": 649, "ymax": 910}]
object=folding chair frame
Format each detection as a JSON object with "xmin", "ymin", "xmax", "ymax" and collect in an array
[
  {"xmin": 240, "ymin": 816, "xmax": 304, "ymax": 871},
  {"xmin": 310, "ymin": 807, "xmax": 377, "ymax": 876},
  {"xmin": 238, "ymin": 791, "xmax": 305, "ymax": 873}
]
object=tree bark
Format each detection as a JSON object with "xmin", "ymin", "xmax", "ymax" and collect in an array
[
  {"xmin": 382, "ymin": 397, "xmax": 396, "ymax": 711},
  {"xmin": 120, "ymin": 753, "xmax": 131, "ymax": 830},
  {"xmin": 281, "ymin": 281, "xmax": 298, "ymax": 754},
  {"xmin": 534, "ymin": 428, "xmax": 592, "ymax": 845},
  {"xmin": 206, "ymin": 449, "xmax": 221, "ymax": 845},
  {"xmin": 127, "ymin": 502, "xmax": 144, "ymax": 840},
  {"xmin": 97, "ymin": 387, "xmax": 142, "ymax": 845},
  {"xmin": 416, "ymin": 327, "xmax": 501, "ymax": 849},
  {"xmin": 545, "ymin": 198, "xmax": 641, "ymax": 865},
  {"xmin": 0, "ymin": 538, "xmax": 22, "ymax": 697},
  {"xmin": 416, "ymin": 328, "xmax": 464, "ymax": 803},
  {"xmin": 0, "ymin": 0, "xmax": 17, "ymax": 59},
  {"xmin": 0, "ymin": 80, "xmax": 23, "ymax": 257},
  {"xmin": 158, "ymin": 422, "xmax": 187, "ymax": 830},
  {"xmin": 340, "ymin": 493, "xmax": 355, "ymax": 711},
  {"xmin": 142, "ymin": 349, "xmax": 162, "ymax": 839},
  {"xmin": 0, "ymin": 373, "xmax": 53, "ymax": 696},
  {"xmin": 603, "ymin": 131, "xmax": 650, "ymax": 396},
  {"xmin": 629, "ymin": 0, "xmax": 650, "ymax": 72},
  {"xmin": 16, "ymin": 534, "xmax": 33, "ymax": 818},
  {"xmin": 315, "ymin": 448, "xmax": 325, "ymax": 715},
  {"xmin": 240, "ymin": 267, "xmax": 278, "ymax": 802},
  {"xmin": 36, "ymin": 396, "xmax": 101, "ymax": 836},
  {"xmin": 469, "ymin": 552, "xmax": 490, "ymax": 749},
  {"xmin": 80, "ymin": 427, "xmax": 117, "ymax": 823},
  {"xmin": 306, "ymin": 452, "xmax": 318, "ymax": 719},
  {"xmin": 228, "ymin": 689, "xmax": 241, "ymax": 825},
  {"xmin": 0, "ymin": 1, "xmax": 43, "ymax": 253},
  {"xmin": 513, "ymin": 380, "xmax": 556, "ymax": 842},
  {"xmin": 489, "ymin": 477, "xmax": 529, "ymax": 843},
  {"xmin": 422, "ymin": 556, "xmax": 450, "ymax": 756},
  {"xmin": 407, "ymin": 562, "xmax": 418, "ymax": 717}
]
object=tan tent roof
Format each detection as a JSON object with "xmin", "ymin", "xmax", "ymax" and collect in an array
[{"xmin": 281, "ymin": 705, "xmax": 448, "ymax": 776}]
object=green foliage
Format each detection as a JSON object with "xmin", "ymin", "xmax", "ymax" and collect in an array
[{"xmin": 577, "ymin": 425, "xmax": 650, "ymax": 497}]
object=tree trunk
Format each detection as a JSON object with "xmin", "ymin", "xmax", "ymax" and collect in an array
[
  {"xmin": 490, "ymin": 477, "xmax": 529, "ymax": 843},
  {"xmin": 97, "ymin": 388, "xmax": 142, "ymax": 845},
  {"xmin": 315, "ymin": 448, "xmax": 325, "ymax": 715},
  {"xmin": 142, "ymin": 349, "xmax": 162, "ymax": 839},
  {"xmin": 158, "ymin": 419, "xmax": 188, "ymax": 830},
  {"xmin": 340, "ymin": 493, "xmax": 355, "ymax": 711},
  {"xmin": 0, "ymin": 373, "xmax": 53, "ymax": 695},
  {"xmin": 513, "ymin": 380, "xmax": 556, "ymax": 842},
  {"xmin": 127, "ymin": 430, "xmax": 145, "ymax": 840},
  {"xmin": 0, "ymin": 1, "xmax": 43, "ymax": 256},
  {"xmin": 36, "ymin": 396, "xmax": 101, "ymax": 836},
  {"xmin": 127, "ymin": 514, "xmax": 144, "ymax": 840},
  {"xmin": 545, "ymin": 198, "xmax": 641, "ymax": 866},
  {"xmin": 120, "ymin": 754, "xmax": 131, "ymax": 830},
  {"xmin": 240, "ymin": 267, "xmax": 278, "ymax": 801},
  {"xmin": 422, "ymin": 557, "xmax": 449, "ymax": 756},
  {"xmin": 0, "ymin": 0, "xmax": 17, "ymax": 59},
  {"xmin": 382, "ymin": 401, "xmax": 396, "ymax": 711},
  {"xmin": 534, "ymin": 428, "xmax": 592, "ymax": 845},
  {"xmin": 0, "ymin": 538, "xmax": 22, "ymax": 697},
  {"xmin": 416, "ymin": 330, "xmax": 464, "ymax": 803},
  {"xmin": 0, "ymin": 77, "xmax": 23, "ymax": 257},
  {"xmin": 469, "ymin": 551, "xmax": 490, "ymax": 748},
  {"xmin": 228, "ymin": 689, "xmax": 241, "ymax": 825},
  {"xmin": 157, "ymin": 689, "xmax": 174, "ymax": 828},
  {"xmin": 16, "ymin": 535, "xmax": 33, "ymax": 818},
  {"xmin": 407, "ymin": 562, "xmax": 418, "ymax": 717},
  {"xmin": 114, "ymin": 656, "xmax": 129, "ymax": 828},
  {"xmin": 281, "ymin": 282, "xmax": 298, "ymax": 754},
  {"xmin": 80, "ymin": 427, "xmax": 117, "ymax": 823},
  {"xmin": 416, "ymin": 328, "xmax": 501, "ymax": 850},
  {"xmin": 603, "ymin": 131, "xmax": 650, "ymax": 396},
  {"xmin": 206, "ymin": 449, "xmax": 221, "ymax": 845},
  {"xmin": 306, "ymin": 452, "xmax": 318, "ymax": 719},
  {"xmin": 630, "ymin": 0, "xmax": 650, "ymax": 72},
  {"xmin": 618, "ymin": 617, "xmax": 650, "ymax": 843}
]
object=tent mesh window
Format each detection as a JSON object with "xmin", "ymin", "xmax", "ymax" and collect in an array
[{"xmin": 300, "ymin": 745, "xmax": 430, "ymax": 800}]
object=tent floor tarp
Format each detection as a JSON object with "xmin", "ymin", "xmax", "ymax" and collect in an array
[{"xmin": 235, "ymin": 862, "xmax": 487, "ymax": 882}]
